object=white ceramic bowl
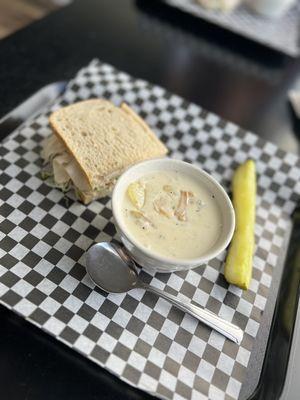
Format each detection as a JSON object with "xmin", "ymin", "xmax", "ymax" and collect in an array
[{"xmin": 112, "ymin": 159, "xmax": 235, "ymax": 273}]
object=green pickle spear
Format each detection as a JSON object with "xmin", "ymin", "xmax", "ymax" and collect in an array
[{"xmin": 224, "ymin": 159, "xmax": 256, "ymax": 290}]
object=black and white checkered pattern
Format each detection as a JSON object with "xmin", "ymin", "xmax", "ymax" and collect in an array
[
  {"xmin": 0, "ymin": 59, "xmax": 300, "ymax": 400},
  {"xmin": 162, "ymin": 0, "xmax": 300, "ymax": 57}
]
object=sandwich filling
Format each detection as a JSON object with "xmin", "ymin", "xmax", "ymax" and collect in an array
[{"xmin": 41, "ymin": 135, "xmax": 119, "ymax": 203}]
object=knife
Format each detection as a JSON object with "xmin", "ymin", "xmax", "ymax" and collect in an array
[{"xmin": 0, "ymin": 81, "xmax": 67, "ymax": 140}]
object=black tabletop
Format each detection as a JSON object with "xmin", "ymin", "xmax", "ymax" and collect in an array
[{"xmin": 0, "ymin": 1, "xmax": 300, "ymax": 399}]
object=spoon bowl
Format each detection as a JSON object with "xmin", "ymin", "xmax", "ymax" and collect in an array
[{"xmin": 86, "ymin": 242, "xmax": 139, "ymax": 293}]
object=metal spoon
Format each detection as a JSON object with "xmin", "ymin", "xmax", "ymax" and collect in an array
[{"xmin": 86, "ymin": 242, "xmax": 243, "ymax": 344}]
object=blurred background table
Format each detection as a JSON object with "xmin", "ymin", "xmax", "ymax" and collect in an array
[
  {"xmin": 0, "ymin": 0, "xmax": 69, "ymax": 39},
  {"xmin": 0, "ymin": 0, "xmax": 300, "ymax": 399}
]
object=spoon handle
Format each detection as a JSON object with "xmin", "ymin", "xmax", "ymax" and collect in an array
[{"xmin": 145, "ymin": 285, "xmax": 243, "ymax": 344}]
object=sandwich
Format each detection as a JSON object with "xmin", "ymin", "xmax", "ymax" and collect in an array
[
  {"xmin": 197, "ymin": 0, "xmax": 241, "ymax": 12},
  {"xmin": 41, "ymin": 99, "xmax": 168, "ymax": 204}
]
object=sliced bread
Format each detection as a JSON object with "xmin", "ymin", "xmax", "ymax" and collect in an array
[{"xmin": 49, "ymin": 99, "xmax": 168, "ymax": 192}]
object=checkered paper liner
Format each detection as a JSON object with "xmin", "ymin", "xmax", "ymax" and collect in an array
[
  {"xmin": 162, "ymin": 0, "xmax": 300, "ymax": 56},
  {"xmin": 1, "ymin": 60, "xmax": 300, "ymax": 400}
]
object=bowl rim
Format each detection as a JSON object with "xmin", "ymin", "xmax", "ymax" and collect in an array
[{"xmin": 112, "ymin": 158, "xmax": 235, "ymax": 266}]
